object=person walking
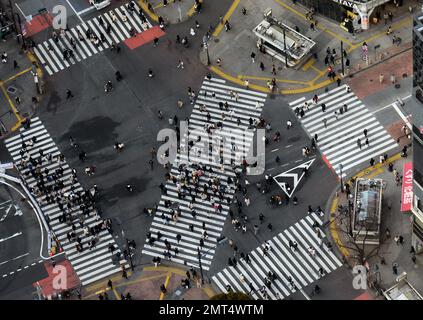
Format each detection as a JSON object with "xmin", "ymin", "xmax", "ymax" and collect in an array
[
  {"xmin": 253, "ymin": 225, "xmax": 259, "ymax": 235},
  {"xmin": 334, "ymin": 110, "xmax": 338, "ymax": 121},
  {"xmin": 357, "ymin": 138, "xmax": 362, "ymax": 150},
  {"xmin": 66, "ymin": 89, "xmax": 74, "ymax": 99},
  {"xmin": 323, "ymin": 118, "xmax": 327, "ymax": 128},
  {"xmin": 321, "ymin": 103, "xmax": 326, "ymax": 112},
  {"xmin": 177, "ymin": 60, "xmax": 184, "ymax": 69},
  {"xmin": 250, "ymin": 52, "xmax": 256, "ymax": 63},
  {"xmin": 224, "ymin": 20, "xmax": 231, "ymax": 32},
  {"xmin": 259, "ymin": 62, "xmax": 265, "ymax": 71},
  {"xmin": 1, "ymin": 52, "xmax": 7, "ymax": 63},
  {"xmin": 379, "ymin": 73, "xmax": 384, "ymax": 84},
  {"xmin": 412, "ymin": 254, "xmax": 417, "ymax": 264},
  {"xmin": 287, "ymin": 120, "xmax": 292, "ymax": 130},
  {"xmin": 392, "ymin": 263, "xmax": 398, "ymax": 275}
]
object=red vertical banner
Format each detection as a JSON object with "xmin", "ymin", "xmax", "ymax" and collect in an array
[{"xmin": 401, "ymin": 162, "xmax": 413, "ymax": 212}]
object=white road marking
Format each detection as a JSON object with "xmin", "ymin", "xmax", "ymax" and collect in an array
[
  {"xmin": 0, "ymin": 232, "xmax": 23, "ymax": 243},
  {"xmin": 392, "ymin": 102, "xmax": 412, "ymax": 130},
  {"xmin": 77, "ymin": 6, "xmax": 96, "ymax": 15},
  {"xmin": 372, "ymin": 94, "xmax": 412, "ymax": 114}
]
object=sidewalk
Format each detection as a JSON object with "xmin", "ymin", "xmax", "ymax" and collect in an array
[
  {"xmin": 206, "ymin": 0, "xmax": 414, "ymax": 94},
  {"xmin": 326, "ymin": 149, "xmax": 423, "ymax": 298},
  {"xmin": 82, "ymin": 265, "xmax": 215, "ymax": 300},
  {"xmin": 0, "ymin": 38, "xmax": 44, "ymax": 135},
  {"xmin": 347, "ymin": 48, "xmax": 412, "ymax": 100},
  {"xmin": 139, "ymin": 0, "xmax": 199, "ymax": 23}
]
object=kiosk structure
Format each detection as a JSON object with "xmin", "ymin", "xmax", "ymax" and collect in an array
[{"xmin": 252, "ymin": 10, "xmax": 316, "ymax": 68}]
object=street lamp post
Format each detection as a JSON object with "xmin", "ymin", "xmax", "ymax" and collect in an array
[
  {"xmin": 197, "ymin": 247, "xmax": 205, "ymax": 285},
  {"xmin": 339, "ymin": 164, "xmax": 344, "ymax": 193},
  {"xmin": 121, "ymin": 230, "xmax": 134, "ymax": 271},
  {"xmin": 203, "ymin": 35, "xmax": 211, "ymax": 66},
  {"xmin": 340, "ymin": 40, "xmax": 344, "ymax": 76},
  {"xmin": 283, "ymin": 27, "xmax": 288, "ymax": 68}
]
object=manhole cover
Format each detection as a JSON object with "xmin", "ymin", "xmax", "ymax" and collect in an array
[
  {"xmin": 214, "ymin": 38, "xmax": 219, "ymax": 43},
  {"xmin": 395, "ymin": 84, "xmax": 401, "ymax": 89},
  {"xmin": 278, "ymin": 67, "xmax": 283, "ymax": 71},
  {"xmin": 370, "ymin": 79, "xmax": 373, "ymax": 82},
  {"xmin": 402, "ymin": 73, "xmax": 407, "ymax": 78},
  {"xmin": 7, "ymin": 86, "xmax": 16, "ymax": 94}
]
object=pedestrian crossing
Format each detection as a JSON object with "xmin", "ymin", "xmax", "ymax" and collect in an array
[
  {"xmin": 289, "ymin": 85, "xmax": 398, "ymax": 177},
  {"xmin": 33, "ymin": 2, "xmax": 152, "ymax": 75},
  {"xmin": 141, "ymin": 77, "xmax": 267, "ymax": 270},
  {"xmin": 4, "ymin": 118, "xmax": 129, "ymax": 286},
  {"xmin": 212, "ymin": 213, "xmax": 342, "ymax": 300}
]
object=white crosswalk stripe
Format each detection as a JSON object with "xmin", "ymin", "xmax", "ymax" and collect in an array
[
  {"xmin": 141, "ymin": 77, "xmax": 267, "ymax": 269},
  {"xmin": 33, "ymin": 2, "xmax": 151, "ymax": 76},
  {"xmin": 4, "ymin": 118, "xmax": 129, "ymax": 286},
  {"xmin": 289, "ymin": 85, "xmax": 398, "ymax": 177},
  {"xmin": 212, "ymin": 213, "xmax": 342, "ymax": 300}
]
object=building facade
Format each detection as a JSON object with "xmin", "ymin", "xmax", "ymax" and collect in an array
[
  {"xmin": 296, "ymin": 0, "xmax": 396, "ymax": 31},
  {"xmin": 411, "ymin": 12, "xmax": 423, "ymax": 253}
]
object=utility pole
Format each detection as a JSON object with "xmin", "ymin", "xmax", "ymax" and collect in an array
[
  {"xmin": 8, "ymin": 0, "xmax": 19, "ymax": 43},
  {"xmin": 121, "ymin": 230, "xmax": 134, "ymax": 271},
  {"xmin": 203, "ymin": 35, "xmax": 211, "ymax": 66},
  {"xmin": 340, "ymin": 40, "xmax": 344, "ymax": 76},
  {"xmin": 197, "ymin": 247, "xmax": 204, "ymax": 285},
  {"xmin": 283, "ymin": 27, "xmax": 288, "ymax": 68}
]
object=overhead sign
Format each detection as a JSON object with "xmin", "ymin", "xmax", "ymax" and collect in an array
[
  {"xmin": 401, "ymin": 162, "xmax": 413, "ymax": 212},
  {"xmin": 273, "ymin": 158, "xmax": 316, "ymax": 198},
  {"xmin": 331, "ymin": 0, "xmax": 358, "ymax": 9}
]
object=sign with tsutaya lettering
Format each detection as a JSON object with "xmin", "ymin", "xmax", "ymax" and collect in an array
[
  {"xmin": 401, "ymin": 162, "xmax": 413, "ymax": 212},
  {"xmin": 331, "ymin": 0, "xmax": 358, "ymax": 9}
]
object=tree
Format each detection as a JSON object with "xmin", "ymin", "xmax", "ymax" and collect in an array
[
  {"xmin": 330, "ymin": 182, "xmax": 383, "ymax": 265},
  {"xmin": 210, "ymin": 292, "xmax": 251, "ymax": 300}
]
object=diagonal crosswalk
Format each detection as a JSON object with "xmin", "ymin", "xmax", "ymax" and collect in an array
[
  {"xmin": 33, "ymin": 2, "xmax": 152, "ymax": 76},
  {"xmin": 289, "ymin": 85, "xmax": 398, "ymax": 177},
  {"xmin": 4, "ymin": 118, "xmax": 129, "ymax": 286},
  {"xmin": 141, "ymin": 77, "xmax": 267, "ymax": 270},
  {"xmin": 212, "ymin": 213, "xmax": 342, "ymax": 300}
]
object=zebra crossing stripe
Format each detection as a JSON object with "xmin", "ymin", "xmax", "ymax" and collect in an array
[
  {"xmin": 87, "ymin": 20, "xmax": 109, "ymax": 48},
  {"xmin": 142, "ymin": 77, "xmax": 267, "ymax": 268},
  {"xmin": 4, "ymin": 120, "xmax": 129, "ymax": 286},
  {"xmin": 212, "ymin": 214, "xmax": 341, "ymax": 300},
  {"xmin": 49, "ymin": 38, "xmax": 71, "ymax": 67},
  {"xmin": 33, "ymin": 4, "xmax": 152, "ymax": 76},
  {"xmin": 290, "ymin": 87, "xmax": 398, "ymax": 177}
]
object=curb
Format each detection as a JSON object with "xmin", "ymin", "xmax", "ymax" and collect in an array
[
  {"xmin": 326, "ymin": 152, "xmax": 403, "ymax": 265},
  {"xmin": 138, "ymin": 0, "xmax": 159, "ymax": 22}
]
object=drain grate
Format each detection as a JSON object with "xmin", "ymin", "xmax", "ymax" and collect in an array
[{"xmin": 7, "ymin": 86, "xmax": 16, "ymax": 94}]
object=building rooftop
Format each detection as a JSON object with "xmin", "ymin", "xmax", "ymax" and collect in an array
[{"xmin": 384, "ymin": 273, "xmax": 423, "ymax": 300}]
